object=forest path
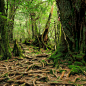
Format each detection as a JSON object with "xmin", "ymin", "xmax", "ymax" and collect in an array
[{"xmin": 0, "ymin": 43, "xmax": 86, "ymax": 86}]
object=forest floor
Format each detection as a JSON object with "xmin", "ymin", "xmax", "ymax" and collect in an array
[{"xmin": 0, "ymin": 43, "xmax": 86, "ymax": 86}]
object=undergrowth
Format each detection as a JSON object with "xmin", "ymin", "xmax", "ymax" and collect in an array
[{"xmin": 49, "ymin": 46, "xmax": 86, "ymax": 75}]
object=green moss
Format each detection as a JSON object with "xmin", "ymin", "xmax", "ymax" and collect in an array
[
  {"xmin": 13, "ymin": 39, "xmax": 22, "ymax": 56},
  {"xmin": 68, "ymin": 65, "xmax": 82, "ymax": 75},
  {"xmin": 41, "ymin": 60, "xmax": 47, "ymax": 65},
  {"xmin": 81, "ymin": 79, "xmax": 86, "ymax": 81},
  {"xmin": 49, "ymin": 52, "xmax": 62, "ymax": 64},
  {"xmin": 59, "ymin": 69, "xmax": 65, "ymax": 73},
  {"xmin": 74, "ymin": 61, "xmax": 83, "ymax": 66},
  {"xmin": 49, "ymin": 43, "xmax": 68, "ymax": 66},
  {"xmin": 76, "ymin": 78, "xmax": 80, "ymax": 81},
  {"xmin": 53, "ymin": 81, "xmax": 59, "ymax": 83},
  {"xmin": 4, "ymin": 73, "xmax": 8, "ymax": 77},
  {"xmin": 1, "ymin": 73, "xmax": 8, "ymax": 77},
  {"xmin": 72, "ymin": 53, "xmax": 85, "ymax": 61},
  {"xmin": 14, "ymin": 58, "xmax": 17, "ymax": 61},
  {"xmin": 49, "ymin": 69, "xmax": 53, "ymax": 75},
  {"xmin": 5, "ymin": 60, "xmax": 8, "ymax": 62},
  {"xmin": 68, "ymin": 81, "xmax": 73, "ymax": 84},
  {"xmin": 68, "ymin": 61, "xmax": 72, "ymax": 65}
]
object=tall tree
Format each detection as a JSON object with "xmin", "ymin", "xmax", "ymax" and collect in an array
[
  {"xmin": 30, "ymin": 13, "xmax": 39, "ymax": 39},
  {"xmin": 56, "ymin": 0, "xmax": 85, "ymax": 52},
  {"xmin": 50, "ymin": 0, "xmax": 86, "ymax": 63},
  {"xmin": 41, "ymin": 3, "xmax": 54, "ymax": 49},
  {"xmin": 0, "ymin": 0, "xmax": 12, "ymax": 60},
  {"xmin": 8, "ymin": 0, "xmax": 21, "ymax": 41}
]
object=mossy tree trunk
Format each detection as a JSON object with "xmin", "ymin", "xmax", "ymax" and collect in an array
[
  {"xmin": 55, "ymin": 0, "xmax": 85, "ymax": 52},
  {"xmin": 54, "ymin": 21, "xmax": 57, "ymax": 50},
  {"xmin": 0, "ymin": 39, "xmax": 2, "ymax": 55},
  {"xmin": 30, "ymin": 13, "xmax": 39, "ymax": 39},
  {"xmin": 32, "ymin": 4, "xmax": 54, "ymax": 49},
  {"xmin": 84, "ymin": 2, "xmax": 86, "ymax": 58},
  {"xmin": 30, "ymin": 13, "xmax": 35, "ymax": 39},
  {"xmin": 50, "ymin": 0, "xmax": 86, "ymax": 63},
  {"xmin": 8, "ymin": 0, "xmax": 20, "ymax": 41},
  {"xmin": 13, "ymin": 39, "xmax": 22, "ymax": 56},
  {"xmin": 0, "ymin": 0, "xmax": 12, "ymax": 60}
]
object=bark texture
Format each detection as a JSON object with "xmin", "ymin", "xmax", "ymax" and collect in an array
[
  {"xmin": 56, "ymin": 0, "xmax": 86, "ymax": 53},
  {"xmin": 13, "ymin": 39, "xmax": 22, "ymax": 56},
  {"xmin": 50, "ymin": 0, "xmax": 86, "ymax": 63},
  {"xmin": 0, "ymin": 0, "xmax": 12, "ymax": 60}
]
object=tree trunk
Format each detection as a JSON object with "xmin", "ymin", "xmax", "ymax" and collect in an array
[
  {"xmin": 30, "ymin": 13, "xmax": 39, "ymax": 39},
  {"xmin": 54, "ymin": 21, "xmax": 57, "ymax": 50},
  {"xmin": 13, "ymin": 39, "xmax": 22, "ymax": 56},
  {"xmin": 30, "ymin": 13, "xmax": 35, "ymax": 39},
  {"xmin": 56, "ymin": 0, "xmax": 85, "ymax": 52},
  {"xmin": 8, "ymin": 4, "xmax": 15, "ymax": 41},
  {"xmin": 0, "ymin": 0, "xmax": 12, "ymax": 60},
  {"xmin": 8, "ymin": 0, "xmax": 20, "ymax": 41},
  {"xmin": 49, "ymin": 0, "xmax": 86, "ymax": 63},
  {"xmin": 41, "ymin": 3, "xmax": 54, "ymax": 49},
  {"xmin": 0, "ymin": 39, "xmax": 2, "ymax": 55}
]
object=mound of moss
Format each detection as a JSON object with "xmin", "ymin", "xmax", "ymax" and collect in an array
[
  {"xmin": 68, "ymin": 65, "xmax": 83, "ymax": 75},
  {"xmin": 74, "ymin": 61, "xmax": 83, "ymax": 66}
]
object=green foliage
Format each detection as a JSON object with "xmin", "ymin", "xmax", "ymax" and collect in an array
[
  {"xmin": 0, "ymin": 14, "xmax": 7, "ymax": 20},
  {"xmin": 74, "ymin": 61, "xmax": 83, "ymax": 66},
  {"xmin": 49, "ymin": 69, "xmax": 53, "ymax": 74},
  {"xmin": 81, "ymin": 60, "xmax": 86, "ymax": 65},
  {"xmin": 72, "ymin": 53, "xmax": 85, "ymax": 61},
  {"xmin": 75, "ymin": 0, "xmax": 81, "ymax": 12},
  {"xmin": 13, "ymin": 40, "xmax": 22, "ymax": 56},
  {"xmin": 3, "ymin": 73, "xmax": 8, "ymax": 77},
  {"xmin": 14, "ymin": 58, "xmax": 17, "ymax": 61},
  {"xmin": 41, "ymin": 59, "xmax": 47, "ymax": 65},
  {"xmin": 0, "ymin": 12, "xmax": 2, "ymax": 14},
  {"xmin": 59, "ymin": 70, "xmax": 65, "ymax": 73},
  {"xmin": 68, "ymin": 65, "xmax": 82, "ymax": 75},
  {"xmin": 49, "ymin": 45, "xmax": 67, "ymax": 65},
  {"xmin": 67, "ymin": 61, "xmax": 72, "ymax": 65},
  {"xmin": 68, "ymin": 81, "xmax": 73, "ymax": 84},
  {"xmin": 14, "ymin": 0, "xmax": 58, "ymax": 45}
]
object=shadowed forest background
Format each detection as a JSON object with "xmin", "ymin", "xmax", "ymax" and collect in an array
[{"xmin": 0, "ymin": 0, "xmax": 86, "ymax": 85}]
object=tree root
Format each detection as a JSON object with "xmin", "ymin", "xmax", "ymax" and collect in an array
[{"xmin": 59, "ymin": 71, "xmax": 65, "ymax": 80}]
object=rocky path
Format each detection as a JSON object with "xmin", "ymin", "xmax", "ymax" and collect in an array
[{"xmin": 0, "ymin": 44, "xmax": 86, "ymax": 86}]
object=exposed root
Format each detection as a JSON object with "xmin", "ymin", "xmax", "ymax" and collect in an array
[
  {"xmin": 14, "ymin": 75, "xmax": 22, "ymax": 80},
  {"xmin": 67, "ymin": 71, "xmax": 71, "ymax": 77},
  {"xmin": 0, "ymin": 44, "xmax": 86, "ymax": 85},
  {"xmin": 52, "ymin": 70, "xmax": 58, "ymax": 78},
  {"xmin": 59, "ymin": 71, "xmax": 65, "ymax": 80},
  {"xmin": 25, "ymin": 63, "xmax": 41, "ymax": 72},
  {"xmin": 33, "ymin": 78, "xmax": 37, "ymax": 86}
]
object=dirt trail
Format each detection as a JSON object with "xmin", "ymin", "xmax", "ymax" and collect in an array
[{"xmin": 0, "ymin": 43, "xmax": 86, "ymax": 86}]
